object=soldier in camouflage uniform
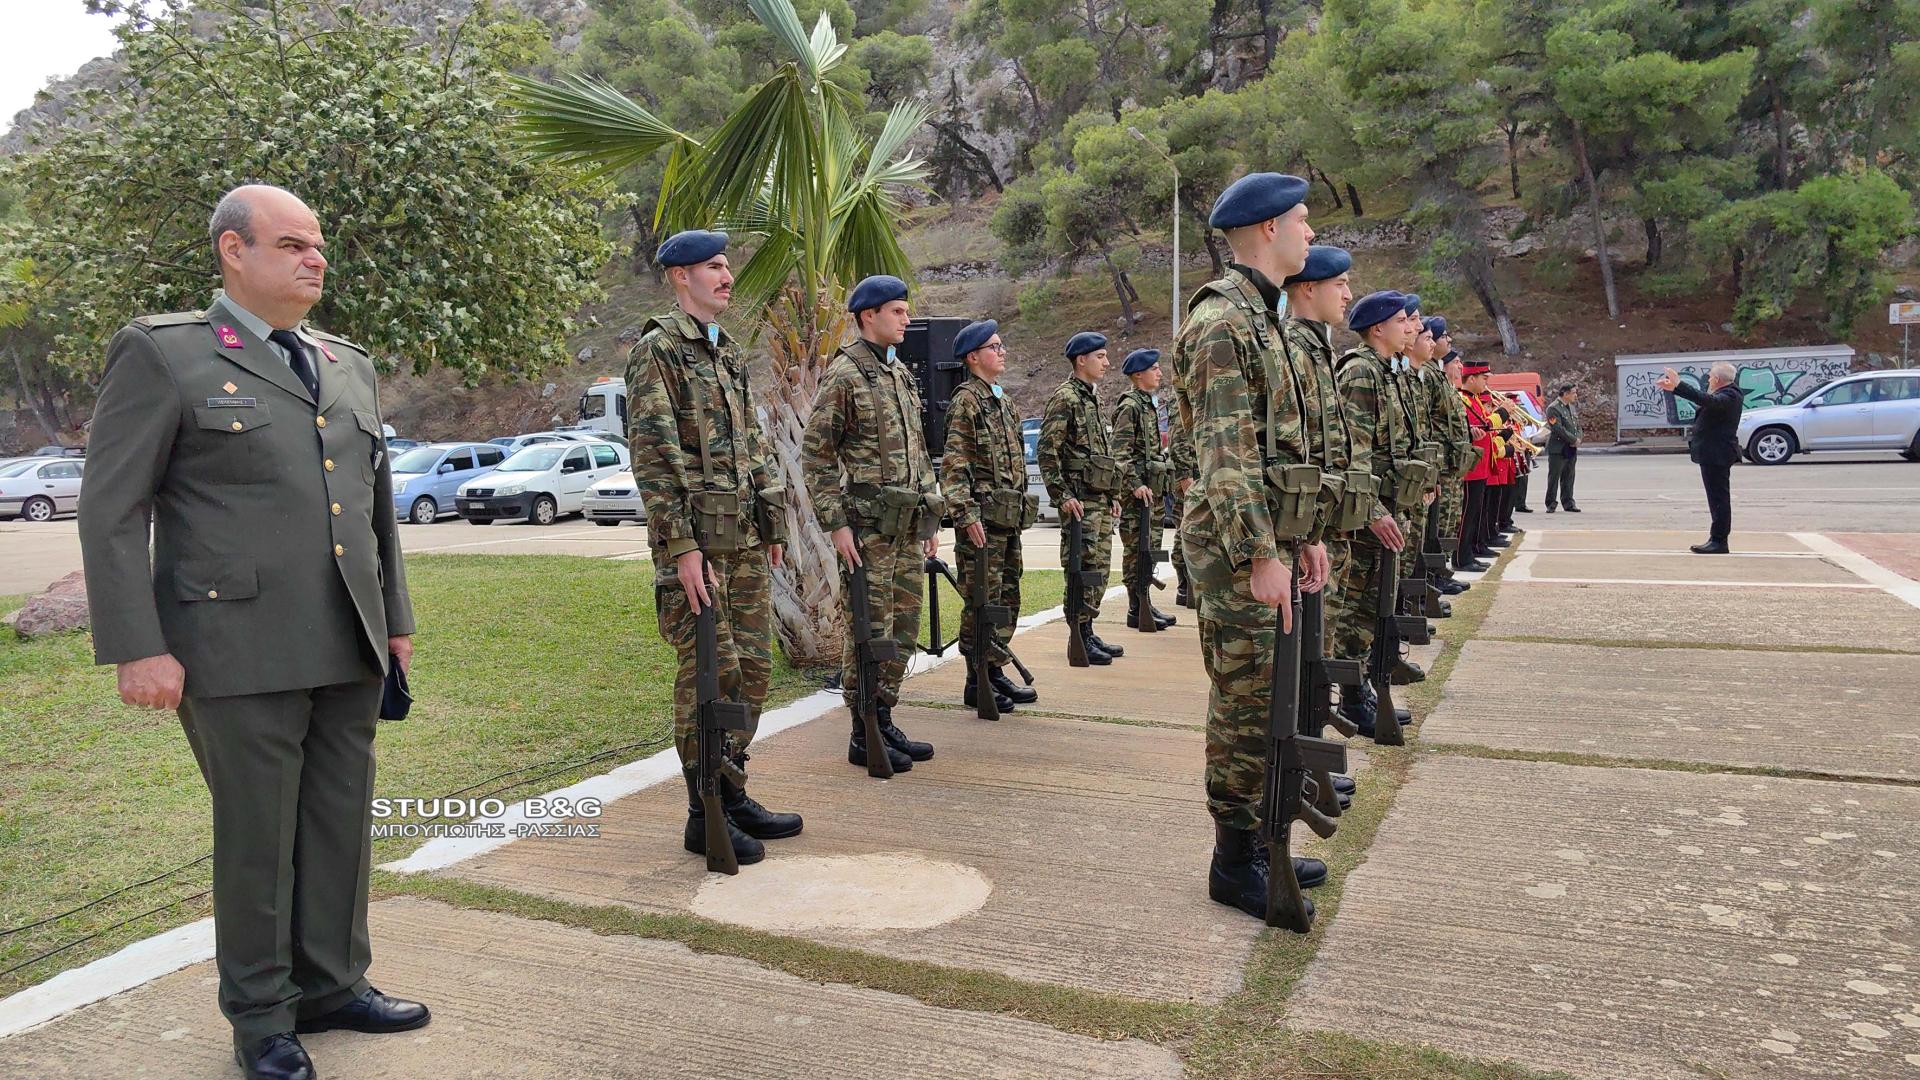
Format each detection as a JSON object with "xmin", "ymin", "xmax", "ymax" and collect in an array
[
  {"xmin": 1038, "ymin": 331, "xmax": 1126, "ymax": 662},
  {"xmin": 1424, "ymin": 319, "xmax": 1474, "ymax": 594},
  {"xmin": 802, "ymin": 274, "xmax": 941, "ymax": 774},
  {"xmin": 1394, "ymin": 299, "xmax": 1450, "ymax": 630},
  {"xmin": 1172, "ymin": 172, "xmax": 1334, "ymax": 920},
  {"xmin": 941, "ymin": 318, "xmax": 1038, "ymax": 714},
  {"xmin": 1168, "ymin": 400, "xmax": 1196, "ymax": 607},
  {"xmin": 626, "ymin": 230, "xmax": 803, "ymax": 867},
  {"xmin": 1112, "ymin": 347, "xmax": 1177, "ymax": 631},
  {"xmin": 1329, "ymin": 290, "xmax": 1423, "ymax": 735}
]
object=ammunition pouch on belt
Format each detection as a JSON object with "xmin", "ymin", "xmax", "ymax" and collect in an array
[
  {"xmin": 1264, "ymin": 462, "xmax": 1323, "ymax": 542},
  {"xmin": 1078, "ymin": 453, "xmax": 1124, "ymax": 496},
  {"xmin": 692, "ymin": 489, "xmax": 746, "ymax": 554},
  {"xmin": 851, "ymin": 483, "xmax": 924, "ymax": 539},
  {"xmin": 1413, "ymin": 441, "xmax": 1444, "ymax": 471},
  {"xmin": 918, "ymin": 492, "xmax": 947, "ymax": 541},
  {"xmin": 754, "ymin": 485, "xmax": 788, "ymax": 547},
  {"xmin": 1316, "ymin": 469, "xmax": 1347, "ymax": 526},
  {"xmin": 982, "ymin": 488, "xmax": 1029, "ymax": 531},
  {"xmin": 1389, "ymin": 459, "xmax": 1439, "ymax": 508},
  {"xmin": 1146, "ymin": 460, "xmax": 1174, "ymax": 498},
  {"xmin": 1333, "ymin": 468, "xmax": 1378, "ymax": 533}
]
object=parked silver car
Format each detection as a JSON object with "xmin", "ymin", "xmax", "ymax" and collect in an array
[
  {"xmin": 583, "ymin": 470, "xmax": 645, "ymax": 526},
  {"xmin": 1738, "ymin": 369, "xmax": 1920, "ymax": 465},
  {"xmin": 0, "ymin": 457, "xmax": 85, "ymax": 521},
  {"xmin": 1022, "ymin": 417, "xmax": 1057, "ymax": 523}
]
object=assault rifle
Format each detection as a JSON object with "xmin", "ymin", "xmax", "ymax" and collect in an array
[
  {"xmin": 694, "ymin": 594, "xmax": 752, "ymax": 873},
  {"xmin": 1130, "ymin": 499, "xmax": 1167, "ymax": 634},
  {"xmin": 1064, "ymin": 516, "xmax": 1101, "ymax": 667},
  {"xmin": 1261, "ymin": 587, "xmax": 1347, "ymax": 931},
  {"xmin": 848, "ymin": 524, "xmax": 897, "ymax": 778}
]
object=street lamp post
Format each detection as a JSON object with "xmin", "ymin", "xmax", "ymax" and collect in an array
[{"xmin": 1129, "ymin": 127, "xmax": 1179, "ymax": 340}]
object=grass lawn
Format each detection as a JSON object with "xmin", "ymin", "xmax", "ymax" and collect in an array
[{"xmin": 0, "ymin": 554, "xmax": 1064, "ymax": 996}]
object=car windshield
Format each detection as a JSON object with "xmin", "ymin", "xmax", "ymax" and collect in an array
[
  {"xmin": 497, "ymin": 446, "xmax": 566, "ymax": 472},
  {"xmin": 391, "ymin": 447, "xmax": 446, "ymax": 473},
  {"xmin": 0, "ymin": 460, "xmax": 39, "ymax": 478}
]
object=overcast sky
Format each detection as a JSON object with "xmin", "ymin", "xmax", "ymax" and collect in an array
[{"xmin": 1, "ymin": 3, "xmax": 126, "ymax": 129}]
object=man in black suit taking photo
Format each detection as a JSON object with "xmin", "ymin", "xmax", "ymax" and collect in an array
[{"xmin": 1655, "ymin": 362, "xmax": 1743, "ymax": 554}]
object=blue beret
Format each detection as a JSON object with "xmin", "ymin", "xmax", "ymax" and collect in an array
[
  {"xmin": 955, "ymin": 319, "xmax": 998, "ymax": 357},
  {"xmin": 1283, "ymin": 245, "xmax": 1352, "ymax": 286},
  {"xmin": 1401, "ymin": 293, "xmax": 1422, "ymax": 315},
  {"xmin": 1209, "ymin": 172, "xmax": 1309, "ymax": 229},
  {"xmin": 1064, "ymin": 331, "xmax": 1108, "ymax": 359},
  {"xmin": 847, "ymin": 274, "xmax": 909, "ymax": 313},
  {"xmin": 1348, "ymin": 290, "xmax": 1408, "ymax": 333},
  {"xmin": 1122, "ymin": 348, "xmax": 1161, "ymax": 374},
  {"xmin": 656, "ymin": 229, "xmax": 728, "ymax": 268},
  {"xmin": 1424, "ymin": 316, "xmax": 1448, "ymax": 339}
]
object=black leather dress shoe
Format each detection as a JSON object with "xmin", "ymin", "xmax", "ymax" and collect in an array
[
  {"xmin": 236, "ymin": 1033, "xmax": 314, "ymax": 1080},
  {"xmin": 295, "ymin": 988, "xmax": 430, "ymax": 1035},
  {"xmin": 1564, "ymin": 506, "xmax": 1582, "ymax": 513},
  {"xmin": 1690, "ymin": 540, "xmax": 1730, "ymax": 554}
]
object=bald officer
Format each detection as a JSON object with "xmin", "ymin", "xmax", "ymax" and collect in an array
[{"xmin": 80, "ymin": 185, "xmax": 427, "ymax": 1080}]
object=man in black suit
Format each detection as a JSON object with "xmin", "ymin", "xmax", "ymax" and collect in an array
[{"xmin": 1656, "ymin": 362, "xmax": 1743, "ymax": 554}]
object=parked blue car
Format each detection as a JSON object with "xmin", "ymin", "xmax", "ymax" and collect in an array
[{"xmin": 390, "ymin": 442, "xmax": 509, "ymax": 523}]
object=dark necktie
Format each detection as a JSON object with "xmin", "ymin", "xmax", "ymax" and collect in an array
[{"xmin": 269, "ymin": 328, "xmax": 319, "ymax": 401}]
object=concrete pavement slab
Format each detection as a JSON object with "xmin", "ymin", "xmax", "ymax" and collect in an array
[
  {"xmin": 0, "ymin": 898, "xmax": 1182, "ymax": 1079},
  {"xmin": 1523, "ymin": 551, "xmax": 1865, "ymax": 585},
  {"xmin": 1422, "ymin": 640, "xmax": 1919, "ymax": 779},
  {"xmin": 1830, "ymin": 533, "xmax": 1920, "ymax": 583},
  {"xmin": 441, "ymin": 705, "xmax": 1273, "ymax": 1003},
  {"xmin": 1478, "ymin": 582, "xmax": 1920, "ymax": 652},
  {"xmin": 1522, "ymin": 530, "xmax": 1816, "ymax": 554},
  {"xmin": 1292, "ymin": 756, "xmax": 1920, "ymax": 1080}
]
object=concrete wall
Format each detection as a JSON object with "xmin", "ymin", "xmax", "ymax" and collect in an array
[{"xmin": 1614, "ymin": 347, "xmax": 1855, "ymax": 431}]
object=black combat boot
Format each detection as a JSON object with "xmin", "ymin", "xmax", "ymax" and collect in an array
[
  {"xmin": 1087, "ymin": 629, "xmax": 1125, "ymax": 657},
  {"xmin": 1084, "ymin": 635, "xmax": 1114, "ymax": 665},
  {"xmin": 1390, "ymin": 657, "xmax": 1427, "ymax": 684},
  {"xmin": 990, "ymin": 666, "xmax": 1038, "ymax": 704},
  {"xmin": 1210, "ymin": 823, "xmax": 1329, "ymax": 920},
  {"xmin": 684, "ymin": 772, "xmax": 765, "ymax": 864},
  {"xmin": 848, "ymin": 718, "xmax": 913, "ymax": 773},
  {"xmin": 721, "ymin": 753, "xmax": 803, "ymax": 840},
  {"xmin": 876, "ymin": 703, "xmax": 935, "ymax": 761},
  {"xmin": 1331, "ymin": 773, "xmax": 1357, "ymax": 796},
  {"xmin": 1338, "ymin": 686, "xmax": 1377, "ymax": 737},
  {"xmin": 963, "ymin": 670, "xmax": 1016, "ymax": 716},
  {"xmin": 1150, "ymin": 605, "xmax": 1176, "ymax": 629},
  {"xmin": 1361, "ymin": 681, "xmax": 1413, "ymax": 725},
  {"xmin": 1176, "ymin": 566, "xmax": 1193, "ymax": 607}
]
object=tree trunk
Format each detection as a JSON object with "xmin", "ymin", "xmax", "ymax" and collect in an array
[
  {"xmin": 1453, "ymin": 220, "xmax": 1521, "ymax": 354},
  {"xmin": 1642, "ymin": 217, "xmax": 1663, "ymax": 268},
  {"xmin": 1769, "ymin": 81, "xmax": 1790, "ymax": 189},
  {"xmin": 1259, "ymin": 0, "xmax": 1278, "ymax": 69},
  {"xmin": 1569, "ymin": 122, "xmax": 1620, "ymax": 321},
  {"xmin": 1506, "ymin": 121, "xmax": 1522, "ymax": 199},
  {"xmin": 1310, "ymin": 162, "xmax": 1341, "ymax": 209},
  {"xmin": 1104, "ymin": 250, "xmax": 1138, "ymax": 329},
  {"xmin": 628, "ymin": 204, "xmax": 656, "ymax": 276},
  {"xmin": 758, "ymin": 287, "xmax": 854, "ymax": 665},
  {"xmin": 1345, "ymin": 183, "xmax": 1364, "ymax": 218},
  {"xmin": 1202, "ymin": 231, "xmax": 1226, "ymax": 277},
  {"xmin": 6, "ymin": 342, "xmax": 63, "ymax": 444}
]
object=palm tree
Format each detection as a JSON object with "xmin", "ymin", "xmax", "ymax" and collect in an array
[{"xmin": 509, "ymin": 0, "xmax": 929, "ymax": 663}]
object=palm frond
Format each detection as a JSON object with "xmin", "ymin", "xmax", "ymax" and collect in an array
[
  {"xmin": 726, "ymin": 228, "xmax": 802, "ymax": 326},
  {"xmin": 658, "ymin": 71, "xmax": 811, "ymax": 231},
  {"xmin": 505, "ymin": 74, "xmax": 694, "ymax": 176},
  {"xmin": 826, "ymin": 184, "xmax": 917, "ymax": 285},
  {"xmin": 747, "ymin": 0, "xmax": 825, "ymax": 81},
  {"xmin": 806, "ymin": 11, "xmax": 849, "ymax": 74},
  {"xmin": 862, "ymin": 102, "xmax": 932, "ymax": 186}
]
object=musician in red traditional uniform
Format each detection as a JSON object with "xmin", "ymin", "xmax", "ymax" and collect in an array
[{"xmin": 1455, "ymin": 361, "xmax": 1496, "ymax": 569}]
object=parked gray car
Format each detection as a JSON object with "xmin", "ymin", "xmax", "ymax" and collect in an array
[
  {"xmin": 1738, "ymin": 369, "xmax": 1920, "ymax": 465},
  {"xmin": 0, "ymin": 457, "xmax": 85, "ymax": 521},
  {"xmin": 391, "ymin": 442, "xmax": 508, "ymax": 523}
]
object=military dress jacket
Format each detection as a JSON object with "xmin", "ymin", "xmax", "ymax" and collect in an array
[{"xmin": 79, "ymin": 294, "xmax": 413, "ymax": 699}]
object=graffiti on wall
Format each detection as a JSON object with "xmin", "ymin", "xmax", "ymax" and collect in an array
[{"xmin": 1616, "ymin": 356, "xmax": 1855, "ymax": 429}]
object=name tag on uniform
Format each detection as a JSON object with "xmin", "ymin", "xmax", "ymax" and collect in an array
[{"xmin": 205, "ymin": 397, "xmax": 258, "ymax": 408}]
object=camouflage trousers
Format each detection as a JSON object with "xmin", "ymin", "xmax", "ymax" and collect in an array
[
  {"xmin": 838, "ymin": 527, "xmax": 924, "ymax": 710},
  {"xmin": 1060, "ymin": 503, "xmax": 1115, "ymax": 620},
  {"xmin": 654, "ymin": 546, "xmax": 773, "ymax": 776},
  {"xmin": 1116, "ymin": 497, "xmax": 1163, "ymax": 604},
  {"xmin": 956, "ymin": 525, "xmax": 1022, "ymax": 666},
  {"xmin": 1328, "ymin": 534, "xmax": 1394, "ymax": 663},
  {"xmin": 1184, "ymin": 526, "xmax": 1290, "ymax": 830},
  {"xmin": 1437, "ymin": 480, "xmax": 1465, "ymax": 552},
  {"xmin": 1403, "ymin": 498, "xmax": 1432, "ymax": 586}
]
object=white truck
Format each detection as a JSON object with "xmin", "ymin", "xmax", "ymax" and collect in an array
[{"xmin": 575, "ymin": 377, "xmax": 627, "ymax": 439}]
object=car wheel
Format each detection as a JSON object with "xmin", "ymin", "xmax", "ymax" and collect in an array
[
  {"xmin": 409, "ymin": 497, "xmax": 438, "ymax": 525},
  {"xmin": 530, "ymin": 494, "xmax": 558, "ymax": 526},
  {"xmin": 22, "ymin": 496, "xmax": 56, "ymax": 522},
  {"xmin": 1748, "ymin": 427, "xmax": 1796, "ymax": 465}
]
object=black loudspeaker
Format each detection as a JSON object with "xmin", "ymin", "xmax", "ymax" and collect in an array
[{"xmin": 898, "ymin": 316, "xmax": 969, "ymax": 459}]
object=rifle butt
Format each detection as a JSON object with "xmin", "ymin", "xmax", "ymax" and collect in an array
[{"xmin": 702, "ymin": 790, "xmax": 739, "ymax": 875}]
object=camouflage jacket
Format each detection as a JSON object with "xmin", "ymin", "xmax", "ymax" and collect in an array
[
  {"xmin": 940, "ymin": 372, "xmax": 1025, "ymax": 530},
  {"xmin": 1171, "ymin": 264, "xmax": 1320, "ymax": 566},
  {"xmin": 802, "ymin": 337, "xmax": 937, "ymax": 532},
  {"xmin": 1168, "ymin": 400, "xmax": 1196, "ymax": 487},
  {"xmin": 625, "ymin": 308, "xmax": 776, "ymax": 557},
  {"xmin": 1037, "ymin": 376, "xmax": 1119, "ymax": 504},
  {"xmin": 1336, "ymin": 343, "xmax": 1414, "ymax": 505},
  {"xmin": 1425, "ymin": 364, "xmax": 1476, "ymax": 478},
  {"xmin": 1111, "ymin": 387, "xmax": 1168, "ymax": 492},
  {"xmin": 1281, "ymin": 317, "xmax": 1365, "ymax": 526}
]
